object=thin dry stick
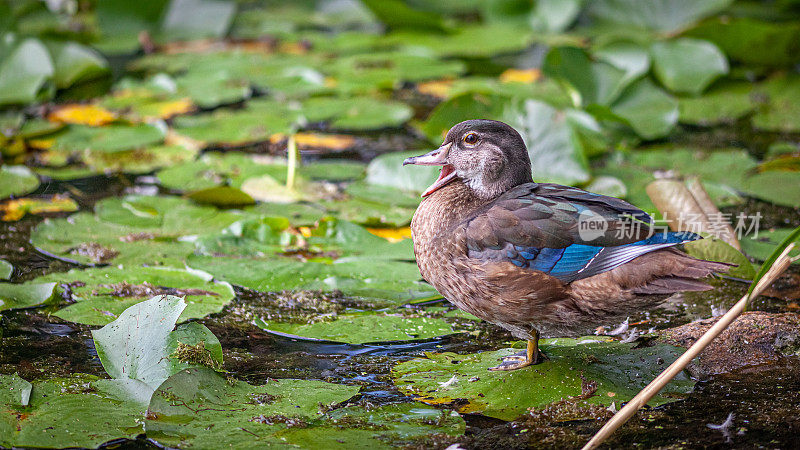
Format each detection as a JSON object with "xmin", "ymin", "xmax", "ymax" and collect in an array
[{"xmin": 582, "ymin": 244, "xmax": 798, "ymax": 450}]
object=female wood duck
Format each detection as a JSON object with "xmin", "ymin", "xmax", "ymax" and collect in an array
[{"xmin": 404, "ymin": 120, "xmax": 729, "ymax": 371}]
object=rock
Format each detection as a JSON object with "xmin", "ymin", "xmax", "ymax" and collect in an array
[{"xmin": 659, "ymin": 311, "xmax": 800, "ymax": 378}]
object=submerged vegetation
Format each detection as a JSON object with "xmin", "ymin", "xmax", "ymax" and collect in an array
[{"xmin": 1, "ymin": 0, "xmax": 800, "ymax": 448}]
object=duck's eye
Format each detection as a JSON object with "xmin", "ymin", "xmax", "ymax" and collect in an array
[{"xmin": 463, "ymin": 132, "xmax": 479, "ymax": 145}]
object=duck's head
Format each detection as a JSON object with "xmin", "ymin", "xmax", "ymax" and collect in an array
[{"xmin": 403, "ymin": 119, "xmax": 533, "ymax": 200}]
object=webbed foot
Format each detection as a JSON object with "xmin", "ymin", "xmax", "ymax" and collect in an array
[{"xmin": 488, "ymin": 337, "xmax": 547, "ymax": 371}]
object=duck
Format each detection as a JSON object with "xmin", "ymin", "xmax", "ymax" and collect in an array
[{"xmin": 404, "ymin": 119, "xmax": 729, "ymax": 371}]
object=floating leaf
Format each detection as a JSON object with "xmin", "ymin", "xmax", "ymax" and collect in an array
[
  {"xmin": 393, "ymin": 338, "xmax": 695, "ymax": 421},
  {"xmin": 752, "ymin": 74, "xmax": 800, "ymax": 133},
  {"xmin": 0, "ymin": 165, "xmax": 39, "ymax": 199},
  {"xmin": 685, "ymin": 16, "xmax": 800, "ymax": 67},
  {"xmin": 92, "ymin": 295, "xmax": 223, "ymax": 405},
  {"xmin": 650, "ymin": 38, "xmax": 728, "ymax": 95},
  {"xmin": 31, "ymin": 266, "xmax": 234, "ymax": 326},
  {"xmin": 0, "ymin": 38, "xmax": 54, "ymax": 106},
  {"xmin": 0, "ymin": 374, "xmax": 143, "ymax": 448},
  {"xmin": 367, "ymin": 151, "xmax": 440, "ymax": 193},
  {"xmin": 256, "ymin": 314, "xmax": 455, "ymax": 344},
  {"xmin": 385, "ymin": 24, "xmax": 533, "ymax": 58},
  {"xmin": 158, "ymin": 0, "xmax": 237, "ymax": 42},
  {"xmin": 277, "ymin": 402, "xmax": 465, "ymax": 448},
  {"xmin": 146, "ymin": 367, "xmax": 360, "ymax": 448},
  {"xmin": 49, "ymin": 123, "xmax": 165, "ymax": 154},
  {"xmin": 684, "ymin": 236, "xmax": 755, "ymax": 279},
  {"xmin": 419, "ymin": 91, "xmax": 508, "ymax": 142},
  {"xmin": 47, "ymin": 41, "xmax": 109, "ymax": 89},
  {"xmin": 587, "ymin": 0, "xmax": 733, "ymax": 33},
  {"xmin": 188, "ymin": 186, "xmax": 256, "ymax": 207},
  {"xmin": 302, "ymin": 96, "xmax": 413, "ymax": 130},
  {"xmin": 48, "ymin": 104, "xmax": 117, "ymax": 126},
  {"xmin": 0, "ymin": 282, "xmax": 56, "ymax": 312},
  {"xmin": 740, "ymin": 228, "xmax": 800, "ymax": 263},
  {"xmin": 31, "ymin": 195, "xmax": 243, "ymax": 266},
  {"xmin": 610, "ymin": 78, "xmax": 678, "ymax": 139},
  {"xmin": 0, "ymin": 259, "xmax": 12, "ymax": 280},
  {"xmin": 678, "ymin": 80, "xmax": 754, "ymax": 126},
  {"xmin": 187, "ymin": 255, "xmax": 436, "ymax": 303},
  {"xmin": 543, "ymin": 46, "xmax": 630, "ymax": 107},
  {"xmin": 172, "ymin": 107, "xmax": 297, "ymax": 146},
  {"xmin": 1, "ymin": 195, "xmax": 78, "ymax": 221}
]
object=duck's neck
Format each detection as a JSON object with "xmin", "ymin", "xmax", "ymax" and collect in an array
[{"xmin": 411, "ymin": 179, "xmax": 490, "ymax": 241}]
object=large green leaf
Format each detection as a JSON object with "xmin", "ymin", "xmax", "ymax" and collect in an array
[
  {"xmin": 48, "ymin": 124, "xmax": 166, "ymax": 154},
  {"xmin": 32, "ymin": 266, "xmax": 234, "ymax": 325},
  {"xmin": 329, "ymin": 52, "xmax": 464, "ymax": 93},
  {"xmin": 504, "ymin": 99, "xmax": 595, "ymax": 185},
  {"xmin": 92, "ymin": 295, "xmax": 223, "ymax": 405},
  {"xmin": 0, "ymin": 38, "xmax": 53, "ymax": 106},
  {"xmin": 360, "ymin": 0, "xmax": 448, "ymax": 32},
  {"xmin": 678, "ymin": 80, "xmax": 754, "ymax": 126},
  {"xmin": 684, "ymin": 237, "xmax": 756, "ymax": 280},
  {"xmin": 587, "ymin": 0, "xmax": 733, "ymax": 32},
  {"xmin": 187, "ymin": 255, "xmax": 437, "ymax": 302},
  {"xmin": 393, "ymin": 338, "xmax": 695, "ymax": 421},
  {"xmin": 0, "ymin": 259, "xmax": 11, "ymax": 280},
  {"xmin": 418, "ymin": 91, "xmax": 508, "ymax": 142},
  {"xmin": 256, "ymin": 314, "xmax": 455, "ymax": 344},
  {"xmin": 543, "ymin": 46, "xmax": 631, "ymax": 107},
  {"xmin": 0, "ymin": 165, "xmax": 39, "ymax": 198},
  {"xmin": 0, "ymin": 374, "xmax": 144, "ymax": 448},
  {"xmin": 650, "ymin": 38, "xmax": 728, "ymax": 95},
  {"xmin": 0, "ymin": 282, "xmax": 56, "ymax": 312},
  {"xmin": 481, "ymin": 0, "xmax": 582, "ymax": 33},
  {"xmin": 366, "ymin": 151, "xmax": 440, "ymax": 193},
  {"xmin": 384, "ymin": 24, "xmax": 533, "ymax": 58},
  {"xmin": 172, "ymin": 106, "xmax": 298, "ymax": 145},
  {"xmin": 31, "ymin": 195, "xmax": 243, "ymax": 266},
  {"xmin": 158, "ymin": 0, "xmax": 237, "ymax": 42},
  {"xmin": 302, "ymin": 96, "xmax": 413, "ymax": 130},
  {"xmin": 47, "ymin": 41, "xmax": 109, "ymax": 89},
  {"xmin": 145, "ymin": 367, "xmax": 360, "ymax": 448},
  {"xmin": 685, "ymin": 17, "xmax": 800, "ymax": 67},
  {"xmin": 278, "ymin": 402, "xmax": 465, "ymax": 448},
  {"xmin": 610, "ymin": 78, "xmax": 678, "ymax": 139},
  {"xmin": 752, "ymin": 74, "xmax": 800, "ymax": 133},
  {"xmin": 741, "ymin": 228, "xmax": 800, "ymax": 263}
]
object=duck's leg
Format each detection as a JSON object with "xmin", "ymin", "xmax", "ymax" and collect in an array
[{"xmin": 489, "ymin": 330, "xmax": 547, "ymax": 371}]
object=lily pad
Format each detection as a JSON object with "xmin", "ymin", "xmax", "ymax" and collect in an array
[
  {"xmin": 684, "ymin": 237, "xmax": 756, "ymax": 280},
  {"xmin": 172, "ymin": 107, "xmax": 298, "ymax": 146},
  {"xmin": 611, "ymin": 77, "xmax": 678, "ymax": 140},
  {"xmin": 678, "ymin": 80, "xmax": 754, "ymax": 126},
  {"xmin": 256, "ymin": 314, "xmax": 455, "ymax": 344},
  {"xmin": 0, "ymin": 374, "xmax": 143, "ymax": 448},
  {"xmin": 278, "ymin": 402, "xmax": 465, "ymax": 449},
  {"xmin": 31, "ymin": 195, "xmax": 243, "ymax": 266},
  {"xmin": 543, "ymin": 46, "xmax": 631, "ymax": 107},
  {"xmin": 393, "ymin": 338, "xmax": 695, "ymax": 421},
  {"xmin": 145, "ymin": 367, "xmax": 360, "ymax": 448},
  {"xmin": 0, "ymin": 259, "xmax": 11, "ymax": 280},
  {"xmin": 33, "ymin": 266, "xmax": 234, "ymax": 326},
  {"xmin": 650, "ymin": 38, "xmax": 728, "ymax": 96},
  {"xmin": 302, "ymin": 96, "xmax": 413, "ymax": 130},
  {"xmin": 685, "ymin": 16, "xmax": 800, "ymax": 67},
  {"xmin": 587, "ymin": 0, "xmax": 732, "ymax": 33},
  {"xmin": 0, "ymin": 165, "xmax": 39, "ymax": 199},
  {"xmin": 366, "ymin": 151, "xmax": 440, "ymax": 193},
  {"xmin": 48, "ymin": 124, "xmax": 165, "ymax": 154},
  {"xmin": 93, "ymin": 295, "xmax": 223, "ymax": 405},
  {"xmin": 740, "ymin": 228, "xmax": 800, "ymax": 263},
  {"xmin": 0, "ymin": 38, "xmax": 54, "ymax": 106},
  {"xmin": 752, "ymin": 74, "xmax": 800, "ymax": 133},
  {"xmin": 157, "ymin": 152, "xmax": 286, "ymax": 192},
  {"xmin": 0, "ymin": 281, "xmax": 56, "ymax": 312}
]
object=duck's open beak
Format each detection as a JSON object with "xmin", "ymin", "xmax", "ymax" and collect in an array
[{"xmin": 403, "ymin": 143, "xmax": 456, "ymax": 197}]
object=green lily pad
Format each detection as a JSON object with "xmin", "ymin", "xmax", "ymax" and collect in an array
[
  {"xmin": 684, "ymin": 237, "xmax": 756, "ymax": 280},
  {"xmin": 187, "ymin": 255, "xmax": 436, "ymax": 302},
  {"xmin": 503, "ymin": 99, "xmax": 595, "ymax": 185},
  {"xmin": 384, "ymin": 24, "xmax": 534, "ymax": 58},
  {"xmin": 299, "ymin": 160, "xmax": 365, "ymax": 181},
  {"xmin": 172, "ymin": 107, "xmax": 298, "ymax": 146},
  {"xmin": 277, "ymin": 402, "xmax": 465, "ymax": 449},
  {"xmin": 0, "ymin": 374, "xmax": 143, "ymax": 448},
  {"xmin": 329, "ymin": 52, "xmax": 464, "ymax": 93},
  {"xmin": 0, "ymin": 38, "xmax": 54, "ymax": 106},
  {"xmin": 157, "ymin": 152, "xmax": 286, "ymax": 192},
  {"xmin": 256, "ymin": 314, "xmax": 455, "ymax": 344},
  {"xmin": 740, "ymin": 228, "xmax": 800, "ymax": 263},
  {"xmin": 40, "ymin": 144, "xmax": 199, "ymax": 178},
  {"xmin": 321, "ymin": 195, "xmax": 418, "ymax": 227},
  {"xmin": 0, "ymin": 165, "xmax": 39, "ymax": 198},
  {"xmin": 587, "ymin": 0, "xmax": 732, "ymax": 33},
  {"xmin": 188, "ymin": 186, "xmax": 256, "ymax": 207},
  {"xmin": 685, "ymin": 16, "xmax": 800, "ymax": 67},
  {"xmin": 246, "ymin": 202, "xmax": 328, "ymax": 226},
  {"xmin": 31, "ymin": 195, "xmax": 243, "ymax": 266},
  {"xmin": 0, "ymin": 281, "xmax": 56, "ymax": 312},
  {"xmin": 32, "ymin": 266, "xmax": 234, "ymax": 326},
  {"xmin": 49, "ymin": 123, "xmax": 166, "ymax": 154},
  {"xmin": 678, "ymin": 80, "xmax": 754, "ymax": 126},
  {"xmin": 650, "ymin": 38, "xmax": 728, "ymax": 96},
  {"xmin": 543, "ymin": 46, "xmax": 631, "ymax": 107},
  {"xmin": 752, "ymin": 74, "xmax": 800, "ymax": 133},
  {"xmin": 393, "ymin": 338, "xmax": 695, "ymax": 421},
  {"xmin": 145, "ymin": 367, "xmax": 360, "ymax": 449},
  {"xmin": 367, "ymin": 151, "xmax": 440, "ymax": 193},
  {"xmin": 158, "ymin": 0, "xmax": 237, "ymax": 43},
  {"xmin": 302, "ymin": 96, "xmax": 413, "ymax": 130},
  {"xmin": 611, "ymin": 78, "xmax": 678, "ymax": 139},
  {"xmin": 418, "ymin": 91, "xmax": 509, "ymax": 142},
  {"xmin": 0, "ymin": 259, "xmax": 11, "ymax": 280},
  {"xmin": 93, "ymin": 295, "xmax": 223, "ymax": 405},
  {"xmin": 47, "ymin": 41, "xmax": 109, "ymax": 89}
]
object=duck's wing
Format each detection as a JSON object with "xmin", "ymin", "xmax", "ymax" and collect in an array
[{"xmin": 459, "ymin": 182, "xmax": 701, "ymax": 283}]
